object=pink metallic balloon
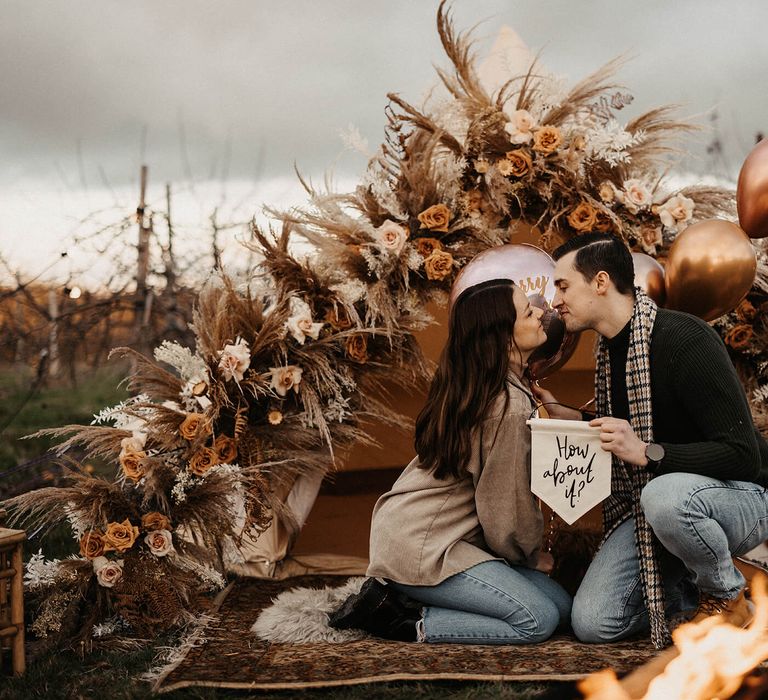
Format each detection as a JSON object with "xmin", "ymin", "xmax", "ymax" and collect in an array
[
  {"xmin": 632, "ymin": 252, "xmax": 666, "ymax": 306},
  {"xmin": 664, "ymin": 219, "xmax": 756, "ymax": 321},
  {"xmin": 450, "ymin": 244, "xmax": 578, "ymax": 378},
  {"xmin": 737, "ymin": 138, "xmax": 768, "ymax": 239}
]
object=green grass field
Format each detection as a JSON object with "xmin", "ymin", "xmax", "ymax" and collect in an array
[{"xmin": 0, "ymin": 366, "xmax": 555, "ymax": 699}]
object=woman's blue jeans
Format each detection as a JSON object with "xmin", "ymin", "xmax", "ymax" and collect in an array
[
  {"xmin": 571, "ymin": 473, "xmax": 768, "ymax": 643},
  {"xmin": 389, "ymin": 560, "xmax": 572, "ymax": 644}
]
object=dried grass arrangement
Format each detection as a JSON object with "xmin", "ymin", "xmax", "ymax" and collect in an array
[{"xmin": 5, "ymin": 1, "xmax": 765, "ymax": 648}]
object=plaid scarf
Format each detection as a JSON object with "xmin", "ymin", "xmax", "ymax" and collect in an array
[{"xmin": 595, "ymin": 289, "xmax": 671, "ymax": 649}]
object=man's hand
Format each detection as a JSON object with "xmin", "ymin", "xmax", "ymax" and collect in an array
[
  {"xmin": 531, "ymin": 382, "xmax": 581, "ymax": 420},
  {"xmin": 534, "ymin": 551, "xmax": 554, "ymax": 575},
  {"xmin": 589, "ymin": 417, "xmax": 648, "ymax": 466}
]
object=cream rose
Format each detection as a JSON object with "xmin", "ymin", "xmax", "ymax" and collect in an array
[
  {"xmin": 504, "ymin": 109, "xmax": 536, "ymax": 144},
  {"xmin": 144, "ymin": 529, "xmax": 175, "ymax": 558},
  {"xmin": 269, "ymin": 365, "xmax": 303, "ymax": 397},
  {"xmin": 658, "ymin": 194, "xmax": 695, "ymax": 231},
  {"xmin": 619, "ymin": 179, "xmax": 652, "ymax": 214},
  {"xmin": 218, "ymin": 337, "xmax": 250, "ymax": 382},
  {"xmin": 286, "ymin": 298, "xmax": 323, "ymax": 345},
  {"xmin": 374, "ymin": 220, "xmax": 408, "ymax": 255},
  {"xmin": 93, "ymin": 557, "xmax": 124, "ymax": 588},
  {"xmin": 639, "ymin": 224, "xmax": 663, "ymax": 252},
  {"xmin": 120, "ymin": 431, "xmax": 146, "ymax": 454}
]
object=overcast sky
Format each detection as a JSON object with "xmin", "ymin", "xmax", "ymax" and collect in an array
[{"xmin": 1, "ymin": 0, "xmax": 766, "ymax": 282}]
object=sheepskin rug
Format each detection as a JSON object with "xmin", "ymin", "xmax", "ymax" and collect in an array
[{"xmin": 251, "ymin": 576, "xmax": 370, "ymax": 643}]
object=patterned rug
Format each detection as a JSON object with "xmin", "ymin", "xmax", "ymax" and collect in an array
[{"xmin": 153, "ymin": 575, "xmax": 659, "ymax": 693}]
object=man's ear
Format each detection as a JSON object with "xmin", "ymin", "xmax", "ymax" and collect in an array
[{"xmin": 594, "ymin": 270, "xmax": 611, "ymax": 295}]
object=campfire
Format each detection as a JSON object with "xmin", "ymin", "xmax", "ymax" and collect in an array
[{"xmin": 579, "ymin": 573, "xmax": 768, "ymax": 700}]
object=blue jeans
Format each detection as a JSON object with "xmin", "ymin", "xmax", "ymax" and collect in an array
[
  {"xmin": 571, "ymin": 473, "xmax": 768, "ymax": 643},
  {"xmin": 389, "ymin": 560, "xmax": 572, "ymax": 644}
]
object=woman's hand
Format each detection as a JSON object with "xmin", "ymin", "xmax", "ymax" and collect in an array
[
  {"xmin": 534, "ymin": 551, "xmax": 554, "ymax": 574},
  {"xmin": 531, "ymin": 382, "xmax": 581, "ymax": 420}
]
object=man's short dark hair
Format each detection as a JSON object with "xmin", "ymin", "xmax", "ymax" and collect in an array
[{"xmin": 552, "ymin": 233, "xmax": 635, "ymax": 296}]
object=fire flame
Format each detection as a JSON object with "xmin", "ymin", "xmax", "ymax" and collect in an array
[{"xmin": 579, "ymin": 573, "xmax": 768, "ymax": 700}]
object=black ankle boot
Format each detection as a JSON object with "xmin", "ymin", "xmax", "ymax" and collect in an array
[{"xmin": 328, "ymin": 578, "xmax": 421, "ymax": 642}]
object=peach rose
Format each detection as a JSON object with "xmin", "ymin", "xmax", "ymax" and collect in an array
[
  {"xmin": 79, "ymin": 530, "xmax": 106, "ymax": 559},
  {"xmin": 375, "ymin": 220, "xmax": 408, "ymax": 255},
  {"xmin": 424, "ymin": 249, "xmax": 454, "ymax": 281},
  {"xmin": 144, "ymin": 529, "xmax": 174, "ymax": 558},
  {"xmin": 639, "ymin": 224, "xmax": 663, "ymax": 252},
  {"xmin": 214, "ymin": 434, "xmax": 238, "ymax": 464},
  {"xmin": 269, "ymin": 365, "xmax": 303, "ymax": 397},
  {"xmin": 218, "ymin": 337, "xmax": 250, "ymax": 382},
  {"xmin": 658, "ymin": 194, "xmax": 695, "ymax": 232},
  {"xmin": 619, "ymin": 179, "xmax": 652, "ymax": 214},
  {"xmin": 93, "ymin": 556, "xmax": 124, "ymax": 588},
  {"xmin": 103, "ymin": 519, "xmax": 139, "ymax": 553},
  {"xmin": 141, "ymin": 512, "xmax": 172, "ymax": 532},
  {"xmin": 188, "ymin": 447, "xmax": 219, "ymax": 477},
  {"xmin": 119, "ymin": 450, "xmax": 146, "ymax": 483},
  {"xmin": 345, "ymin": 334, "xmax": 369, "ymax": 363},
  {"xmin": 325, "ymin": 306, "xmax": 352, "ymax": 330},
  {"xmin": 417, "ymin": 204, "xmax": 451, "ymax": 233},
  {"xmin": 463, "ymin": 189, "xmax": 484, "ymax": 218},
  {"xmin": 724, "ymin": 324, "xmax": 754, "ymax": 350},
  {"xmin": 120, "ymin": 432, "xmax": 146, "ymax": 454},
  {"xmin": 567, "ymin": 202, "xmax": 598, "ymax": 232},
  {"xmin": 268, "ymin": 410, "xmax": 284, "ymax": 426},
  {"xmin": 532, "ymin": 126, "xmax": 562, "ymax": 155},
  {"xmin": 504, "ymin": 109, "xmax": 536, "ymax": 144},
  {"xmin": 286, "ymin": 298, "xmax": 323, "ymax": 345},
  {"xmin": 503, "ymin": 149, "xmax": 533, "ymax": 177},
  {"xmin": 179, "ymin": 412, "xmax": 212, "ymax": 441}
]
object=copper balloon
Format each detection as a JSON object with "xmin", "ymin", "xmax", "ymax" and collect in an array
[
  {"xmin": 737, "ymin": 138, "xmax": 768, "ymax": 239},
  {"xmin": 664, "ymin": 219, "xmax": 756, "ymax": 321},
  {"xmin": 632, "ymin": 252, "xmax": 666, "ymax": 306},
  {"xmin": 450, "ymin": 244, "xmax": 579, "ymax": 378}
]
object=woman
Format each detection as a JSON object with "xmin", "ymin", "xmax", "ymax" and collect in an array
[{"xmin": 330, "ymin": 278, "xmax": 572, "ymax": 644}]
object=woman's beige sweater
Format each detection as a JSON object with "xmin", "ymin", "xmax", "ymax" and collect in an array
[{"xmin": 366, "ymin": 371, "xmax": 543, "ymax": 586}]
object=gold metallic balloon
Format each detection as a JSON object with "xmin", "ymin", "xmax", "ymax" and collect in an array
[
  {"xmin": 632, "ymin": 252, "xmax": 666, "ymax": 306},
  {"xmin": 664, "ymin": 219, "xmax": 756, "ymax": 321},
  {"xmin": 737, "ymin": 138, "xmax": 768, "ymax": 239}
]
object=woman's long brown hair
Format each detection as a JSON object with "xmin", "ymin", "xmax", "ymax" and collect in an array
[{"xmin": 415, "ymin": 279, "xmax": 520, "ymax": 480}]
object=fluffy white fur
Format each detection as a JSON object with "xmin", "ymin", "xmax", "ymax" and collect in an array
[{"xmin": 251, "ymin": 577, "xmax": 370, "ymax": 643}]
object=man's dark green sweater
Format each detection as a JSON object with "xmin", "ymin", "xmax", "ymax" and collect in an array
[{"xmin": 603, "ymin": 307, "xmax": 768, "ymax": 486}]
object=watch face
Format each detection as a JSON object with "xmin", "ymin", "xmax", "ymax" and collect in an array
[{"xmin": 646, "ymin": 442, "xmax": 665, "ymax": 463}]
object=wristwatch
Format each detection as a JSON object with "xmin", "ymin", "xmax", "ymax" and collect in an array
[{"xmin": 644, "ymin": 442, "xmax": 665, "ymax": 473}]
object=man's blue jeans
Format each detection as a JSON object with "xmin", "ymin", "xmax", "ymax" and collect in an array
[
  {"xmin": 390, "ymin": 560, "xmax": 572, "ymax": 644},
  {"xmin": 571, "ymin": 473, "xmax": 768, "ymax": 643}
]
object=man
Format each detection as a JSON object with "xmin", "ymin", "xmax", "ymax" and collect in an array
[{"xmin": 534, "ymin": 232, "xmax": 768, "ymax": 648}]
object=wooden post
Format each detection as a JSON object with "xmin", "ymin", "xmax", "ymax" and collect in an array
[
  {"xmin": 135, "ymin": 165, "xmax": 151, "ymax": 348},
  {"xmin": 47, "ymin": 289, "xmax": 60, "ymax": 378},
  {"xmin": 10, "ymin": 540, "xmax": 24, "ymax": 675},
  {"xmin": 163, "ymin": 183, "xmax": 177, "ymax": 293}
]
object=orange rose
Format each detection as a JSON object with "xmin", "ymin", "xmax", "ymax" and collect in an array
[
  {"xmin": 214, "ymin": 434, "xmax": 238, "ymax": 464},
  {"xmin": 424, "ymin": 250, "xmax": 454, "ymax": 281},
  {"xmin": 503, "ymin": 149, "xmax": 533, "ymax": 177},
  {"xmin": 103, "ymin": 519, "xmax": 139, "ymax": 552},
  {"xmin": 119, "ymin": 450, "xmax": 146, "ymax": 483},
  {"xmin": 567, "ymin": 202, "xmax": 597, "ymax": 232},
  {"xmin": 188, "ymin": 447, "xmax": 219, "ymax": 477},
  {"xmin": 141, "ymin": 512, "xmax": 172, "ymax": 532},
  {"xmin": 325, "ymin": 306, "xmax": 352, "ymax": 331},
  {"xmin": 417, "ymin": 204, "xmax": 451, "ymax": 233},
  {"xmin": 736, "ymin": 299, "xmax": 757, "ymax": 323},
  {"xmin": 345, "ymin": 334, "xmax": 369, "ymax": 363},
  {"xmin": 724, "ymin": 324, "xmax": 754, "ymax": 350},
  {"xmin": 79, "ymin": 530, "xmax": 106, "ymax": 559},
  {"xmin": 532, "ymin": 126, "xmax": 562, "ymax": 155},
  {"xmin": 179, "ymin": 412, "xmax": 212, "ymax": 441},
  {"xmin": 415, "ymin": 237, "xmax": 443, "ymax": 257}
]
